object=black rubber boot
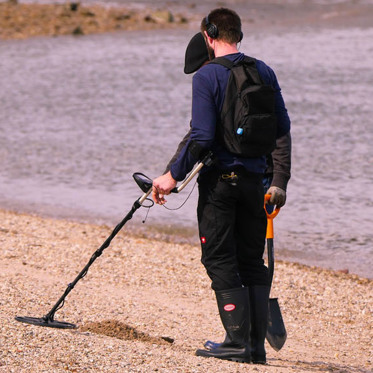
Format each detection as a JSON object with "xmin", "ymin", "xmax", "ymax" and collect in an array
[
  {"xmin": 203, "ymin": 333, "xmax": 230, "ymax": 350},
  {"xmin": 196, "ymin": 287, "xmax": 251, "ymax": 363},
  {"xmin": 249, "ymin": 285, "xmax": 270, "ymax": 364}
]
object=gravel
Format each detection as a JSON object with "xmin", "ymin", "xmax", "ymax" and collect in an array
[{"xmin": 0, "ymin": 209, "xmax": 372, "ymax": 372}]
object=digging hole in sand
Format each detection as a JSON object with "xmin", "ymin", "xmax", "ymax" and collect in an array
[{"xmin": 80, "ymin": 320, "xmax": 174, "ymax": 345}]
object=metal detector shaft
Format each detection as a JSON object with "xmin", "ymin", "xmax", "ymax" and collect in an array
[
  {"xmin": 139, "ymin": 189, "xmax": 152, "ymax": 204},
  {"xmin": 45, "ymin": 194, "xmax": 150, "ymax": 321},
  {"xmin": 173, "ymin": 151, "xmax": 214, "ymax": 193},
  {"xmin": 15, "ymin": 191, "xmax": 151, "ymax": 329},
  {"xmin": 174, "ymin": 162, "xmax": 204, "ymax": 193}
]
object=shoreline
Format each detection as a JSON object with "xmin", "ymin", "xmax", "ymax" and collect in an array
[
  {"xmin": 1, "ymin": 207, "xmax": 371, "ymax": 284},
  {"xmin": 0, "ymin": 2, "xmax": 193, "ymax": 40},
  {"xmin": 1, "ymin": 1, "xmax": 373, "ymax": 40},
  {"xmin": 1, "ymin": 201, "xmax": 371, "ymax": 280},
  {"xmin": 1, "ymin": 207, "xmax": 372, "ymax": 372}
]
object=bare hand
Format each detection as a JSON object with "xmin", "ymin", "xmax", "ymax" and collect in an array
[{"xmin": 152, "ymin": 171, "xmax": 177, "ymax": 205}]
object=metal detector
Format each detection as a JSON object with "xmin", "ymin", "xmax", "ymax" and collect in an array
[{"xmin": 15, "ymin": 152, "xmax": 214, "ymax": 329}]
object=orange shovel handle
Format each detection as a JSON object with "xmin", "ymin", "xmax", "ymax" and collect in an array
[{"xmin": 264, "ymin": 194, "xmax": 281, "ymax": 239}]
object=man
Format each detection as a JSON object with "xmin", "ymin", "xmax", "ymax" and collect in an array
[{"xmin": 153, "ymin": 8, "xmax": 291, "ymax": 364}]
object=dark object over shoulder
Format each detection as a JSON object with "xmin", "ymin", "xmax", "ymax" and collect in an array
[{"xmin": 184, "ymin": 33, "xmax": 209, "ymax": 74}]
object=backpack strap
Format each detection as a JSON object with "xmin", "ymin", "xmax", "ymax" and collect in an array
[
  {"xmin": 209, "ymin": 56, "xmax": 235, "ymax": 69},
  {"xmin": 239, "ymin": 56, "xmax": 263, "ymax": 85},
  {"xmin": 210, "ymin": 56, "xmax": 263, "ymax": 91}
]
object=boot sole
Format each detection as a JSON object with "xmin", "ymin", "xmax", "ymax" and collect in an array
[
  {"xmin": 252, "ymin": 359, "xmax": 267, "ymax": 365},
  {"xmin": 196, "ymin": 349, "xmax": 251, "ymax": 364}
]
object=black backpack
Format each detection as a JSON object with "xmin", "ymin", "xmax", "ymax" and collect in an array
[{"xmin": 211, "ymin": 56, "xmax": 277, "ymax": 157}]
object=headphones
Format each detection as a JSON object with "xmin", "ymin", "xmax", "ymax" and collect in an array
[
  {"xmin": 205, "ymin": 15, "xmax": 219, "ymax": 39},
  {"xmin": 205, "ymin": 15, "xmax": 243, "ymax": 42}
]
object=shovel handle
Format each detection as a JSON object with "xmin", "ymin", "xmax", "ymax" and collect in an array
[
  {"xmin": 264, "ymin": 194, "xmax": 280, "ymax": 239},
  {"xmin": 264, "ymin": 194, "xmax": 281, "ymax": 219}
]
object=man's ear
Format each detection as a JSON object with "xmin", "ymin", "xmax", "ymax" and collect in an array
[{"xmin": 203, "ymin": 31, "xmax": 214, "ymax": 46}]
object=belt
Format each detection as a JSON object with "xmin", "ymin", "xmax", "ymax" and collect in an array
[
  {"xmin": 199, "ymin": 167, "xmax": 260, "ymax": 185},
  {"xmin": 219, "ymin": 167, "xmax": 261, "ymax": 184}
]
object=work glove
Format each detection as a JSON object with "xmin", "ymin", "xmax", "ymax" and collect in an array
[{"xmin": 267, "ymin": 186, "xmax": 286, "ymax": 208}]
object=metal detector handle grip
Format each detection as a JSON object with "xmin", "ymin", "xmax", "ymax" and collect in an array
[
  {"xmin": 171, "ymin": 151, "xmax": 214, "ymax": 194},
  {"xmin": 264, "ymin": 194, "xmax": 281, "ymax": 239}
]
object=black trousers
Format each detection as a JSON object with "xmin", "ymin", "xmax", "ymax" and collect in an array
[{"xmin": 197, "ymin": 169, "xmax": 268, "ymax": 291}]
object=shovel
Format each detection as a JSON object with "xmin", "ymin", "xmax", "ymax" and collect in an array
[{"xmin": 264, "ymin": 194, "xmax": 287, "ymax": 351}]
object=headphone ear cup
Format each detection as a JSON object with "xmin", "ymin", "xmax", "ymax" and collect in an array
[
  {"xmin": 207, "ymin": 23, "xmax": 218, "ymax": 39},
  {"xmin": 205, "ymin": 15, "xmax": 218, "ymax": 39}
]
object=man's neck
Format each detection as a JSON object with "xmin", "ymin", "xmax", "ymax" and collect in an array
[{"xmin": 214, "ymin": 42, "xmax": 239, "ymax": 57}]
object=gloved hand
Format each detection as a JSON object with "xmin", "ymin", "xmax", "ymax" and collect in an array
[{"xmin": 267, "ymin": 186, "xmax": 286, "ymax": 208}]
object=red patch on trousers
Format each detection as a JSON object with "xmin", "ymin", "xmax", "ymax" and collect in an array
[
  {"xmin": 200, "ymin": 236, "xmax": 206, "ymax": 244},
  {"xmin": 224, "ymin": 304, "xmax": 236, "ymax": 312}
]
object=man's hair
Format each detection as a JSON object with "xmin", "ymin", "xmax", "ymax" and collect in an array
[{"xmin": 201, "ymin": 8, "xmax": 242, "ymax": 44}]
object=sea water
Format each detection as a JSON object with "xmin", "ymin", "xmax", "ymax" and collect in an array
[{"xmin": 1, "ymin": 26, "xmax": 372, "ymax": 279}]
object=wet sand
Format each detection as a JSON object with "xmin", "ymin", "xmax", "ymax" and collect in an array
[{"xmin": 1, "ymin": 208, "xmax": 372, "ymax": 372}]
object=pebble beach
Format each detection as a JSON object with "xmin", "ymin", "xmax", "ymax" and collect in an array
[{"xmin": 1, "ymin": 209, "xmax": 372, "ymax": 372}]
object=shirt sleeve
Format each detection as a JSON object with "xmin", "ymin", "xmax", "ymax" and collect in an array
[
  {"xmin": 270, "ymin": 131, "xmax": 292, "ymax": 190},
  {"xmin": 170, "ymin": 71, "xmax": 217, "ymax": 181},
  {"xmin": 163, "ymin": 127, "xmax": 191, "ymax": 175}
]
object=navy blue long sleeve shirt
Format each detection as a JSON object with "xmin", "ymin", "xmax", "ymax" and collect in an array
[{"xmin": 170, "ymin": 52, "xmax": 291, "ymax": 181}]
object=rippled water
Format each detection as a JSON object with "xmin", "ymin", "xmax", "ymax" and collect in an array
[{"xmin": 1, "ymin": 26, "xmax": 372, "ymax": 279}]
